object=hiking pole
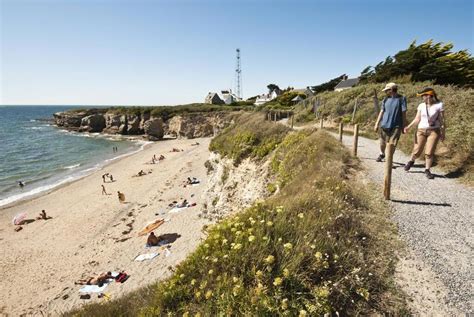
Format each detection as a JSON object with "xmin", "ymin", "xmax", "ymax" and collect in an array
[
  {"xmin": 384, "ymin": 143, "xmax": 394, "ymax": 200},
  {"xmin": 352, "ymin": 124, "xmax": 359, "ymax": 156}
]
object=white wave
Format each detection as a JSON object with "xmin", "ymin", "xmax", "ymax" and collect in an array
[
  {"xmin": 29, "ymin": 119, "xmax": 37, "ymax": 122},
  {"xmin": 26, "ymin": 127, "xmax": 45, "ymax": 130},
  {"xmin": 64, "ymin": 164, "xmax": 80, "ymax": 169}
]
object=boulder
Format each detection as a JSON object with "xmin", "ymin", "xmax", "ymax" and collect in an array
[
  {"xmin": 143, "ymin": 118, "xmax": 164, "ymax": 140},
  {"xmin": 53, "ymin": 111, "xmax": 88, "ymax": 129},
  {"xmin": 103, "ymin": 113, "xmax": 127, "ymax": 134},
  {"xmin": 79, "ymin": 114, "xmax": 106, "ymax": 132},
  {"xmin": 126, "ymin": 115, "xmax": 141, "ymax": 134}
]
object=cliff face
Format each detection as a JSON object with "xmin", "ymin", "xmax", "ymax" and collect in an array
[
  {"xmin": 53, "ymin": 109, "xmax": 237, "ymax": 140},
  {"xmin": 200, "ymin": 152, "xmax": 272, "ymax": 221}
]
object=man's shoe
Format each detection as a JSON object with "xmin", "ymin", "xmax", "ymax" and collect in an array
[
  {"xmin": 425, "ymin": 169, "xmax": 435, "ymax": 179},
  {"xmin": 376, "ymin": 154, "xmax": 385, "ymax": 162},
  {"xmin": 404, "ymin": 160, "xmax": 414, "ymax": 171}
]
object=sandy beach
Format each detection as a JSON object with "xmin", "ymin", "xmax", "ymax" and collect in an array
[{"xmin": 0, "ymin": 137, "xmax": 212, "ymax": 316}]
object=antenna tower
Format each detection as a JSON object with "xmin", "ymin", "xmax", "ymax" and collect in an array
[{"xmin": 235, "ymin": 48, "xmax": 242, "ymax": 99}]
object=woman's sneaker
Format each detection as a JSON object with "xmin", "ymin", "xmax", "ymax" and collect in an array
[
  {"xmin": 404, "ymin": 160, "xmax": 414, "ymax": 171},
  {"xmin": 425, "ymin": 169, "xmax": 435, "ymax": 179},
  {"xmin": 375, "ymin": 154, "xmax": 385, "ymax": 162}
]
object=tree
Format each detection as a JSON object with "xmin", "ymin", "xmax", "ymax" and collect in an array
[
  {"xmin": 267, "ymin": 84, "xmax": 281, "ymax": 93},
  {"xmin": 360, "ymin": 40, "xmax": 474, "ymax": 87}
]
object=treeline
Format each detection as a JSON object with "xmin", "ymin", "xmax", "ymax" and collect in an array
[{"xmin": 360, "ymin": 40, "xmax": 474, "ymax": 87}]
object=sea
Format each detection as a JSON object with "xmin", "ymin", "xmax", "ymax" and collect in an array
[{"xmin": 0, "ymin": 106, "xmax": 147, "ymax": 207}]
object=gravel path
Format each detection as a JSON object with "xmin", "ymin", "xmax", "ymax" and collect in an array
[{"xmin": 336, "ymin": 132, "xmax": 473, "ymax": 314}]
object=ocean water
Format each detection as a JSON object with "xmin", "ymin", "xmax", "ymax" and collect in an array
[{"xmin": 0, "ymin": 106, "xmax": 146, "ymax": 207}]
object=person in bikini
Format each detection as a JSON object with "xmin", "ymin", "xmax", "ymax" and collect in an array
[{"xmin": 75, "ymin": 272, "xmax": 113, "ymax": 286}]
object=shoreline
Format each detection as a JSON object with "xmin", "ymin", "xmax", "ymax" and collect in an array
[
  {"xmin": 0, "ymin": 136, "xmax": 213, "ymax": 315},
  {"xmin": 0, "ymin": 134, "xmax": 154, "ymax": 209}
]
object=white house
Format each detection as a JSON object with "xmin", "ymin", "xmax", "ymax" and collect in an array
[
  {"xmin": 254, "ymin": 88, "xmax": 282, "ymax": 105},
  {"xmin": 204, "ymin": 89, "xmax": 240, "ymax": 105}
]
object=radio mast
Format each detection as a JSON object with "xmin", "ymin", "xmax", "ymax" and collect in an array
[{"xmin": 235, "ymin": 48, "xmax": 242, "ymax": 99}]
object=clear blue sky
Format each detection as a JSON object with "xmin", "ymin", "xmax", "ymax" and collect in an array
[{"xmin": 1, "ymin": 0, "xmax": 472, "ymax": 105}]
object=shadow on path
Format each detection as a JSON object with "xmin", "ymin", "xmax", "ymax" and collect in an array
[{"xmin": 391, "ymin": 199, "xmax": 452, "ymax": 207}]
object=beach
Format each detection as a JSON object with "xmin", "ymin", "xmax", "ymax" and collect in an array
[{"xmin": 0, "ymin": 137, "xmax": 212, "ymax": 316}]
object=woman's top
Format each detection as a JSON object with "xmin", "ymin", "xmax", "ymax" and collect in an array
[{"xmin": 417, "ymin": 102, "xmax": 444, "ymax": 129}]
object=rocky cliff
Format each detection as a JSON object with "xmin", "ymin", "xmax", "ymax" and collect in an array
[
  {"xmin": 53, "ymin": 109, "xmax": 238, "ymax": 140},
  {"xmin": 200, "ymin": 152, "xmax": 272, "ymax": 221}
]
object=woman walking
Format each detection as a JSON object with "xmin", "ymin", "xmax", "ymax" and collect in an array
[{"xmin": 403, "ymin": 88, "xmax": 446, "ymax": 179}]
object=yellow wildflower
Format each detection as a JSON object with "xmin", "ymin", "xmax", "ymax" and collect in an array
[
  {"xmin": 233, "ymin": 276, "xmax": 239, "ymax": 283},
  {"xmin": 233, "ymin": 243, "xmax": 242, "ymax": 250},
  {"xmin": 266, "ymin": 221, "xmax": 273, "ymax": 227},
  {"xmin": 283, "ymin": 268, "xmax": 289, "ymax": 277},
  {"xmin": 283, "ymin": 243, "xmax": 293, "ymax": 250},
  {"xmin": 273, "ymin": 277, "xmax": 282, "ymax": 286},
  {"xmin": 265, "ymin": 255, "xmax": 275, "ymax": 264},
  {"xmin": 205, "ymin": 290, "xmax": 213, "ymax": 299},
  {"xmin": 190, "ymin": 279, "xmax": 196, "ymax": 286},
  {"xmin": 298, "ymin": 213, "xmax": 304, "ymax": 218},
  {"xmin": 208, "ymin": 269, "xmax": 214, "ymax": 275},
  {"xmin": 281, "ymin": 298, "xmax": 288, "ymax": 310},
  {"xmin": 314, "ymin": 251, "xmax": 323, "ymax": 260},
  {"xmin": 256, "ymin": 270, "xmax": 263, "ymax": 278},
  {"xmin": 179, "ymin": 273, "xmax": 185, "ymax": 279},
  {"xmin": 299, "ymin": 310, "xmax": 308, "ymax": 317},
  {"xmin": 248, "ymin": 235, "xmax": 255, "ymax": 242}
]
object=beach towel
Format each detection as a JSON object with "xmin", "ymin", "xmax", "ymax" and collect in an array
[
  {"xmin": 168, "ymin": 206, "xmax": 188, "ymax": 213},
  {"xmin": 79, "ymin": 283, "xmax": 109, "ymax": 293},
  {"xmin": 134, "ymin": 252, "xmax": 159, "ymax": 262},
  {"xmin": 137, "ymin": 219, "xmax": 165, "ymax": 236}
]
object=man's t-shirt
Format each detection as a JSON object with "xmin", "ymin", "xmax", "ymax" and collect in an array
[{"xmin": 380, "ymin": 95, "xmax": 407, "ymax": 129}]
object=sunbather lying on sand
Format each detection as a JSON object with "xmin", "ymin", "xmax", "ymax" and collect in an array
[
  {"xmin": 177, "ymin": 199, "xmax": 188, "ymax": 208},
  {"xmin": 159, "ymin": 155, "xmax": 165, "ymax": 160},
  {"xmin": 75, "ymin": 272, "xmax": 113, "ymax": 286},
  {"xmin": 186, "ymin": 177, "xmax": 200, "ymax": 185},
  {"xmin": 171, "ymin": 148, "xmax": 183, "ymax": 152}
]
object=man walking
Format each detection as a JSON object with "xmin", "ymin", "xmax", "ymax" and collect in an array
[{"xmin": 374, "ymin": 83, "xmax": 407, "ymax": 162}]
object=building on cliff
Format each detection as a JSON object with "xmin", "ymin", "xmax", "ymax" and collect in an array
[
  {"xmin": 334, "ymin": 76, "xmax": 360, "ymax": 92},
  {"xmin": 205, "ymin": 90, "xmax": 240, "ymax": 105}
]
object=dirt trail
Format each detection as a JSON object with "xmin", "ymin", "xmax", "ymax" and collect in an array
[{"xmin": 334, "ymin": 130, "xmax": 474, "ymax": 315}]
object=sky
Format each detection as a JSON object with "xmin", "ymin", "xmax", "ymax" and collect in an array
[{"xmin": 1, "ymin": 0, "xmax": 472, "ymax": 106}]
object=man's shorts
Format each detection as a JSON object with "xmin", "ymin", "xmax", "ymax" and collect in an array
[{"xmin": 379, "ymin": 127, "xmax": 402, "ymax": 147}]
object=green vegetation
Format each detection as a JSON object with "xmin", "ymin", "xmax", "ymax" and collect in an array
[
  {"xmin": 69, "ymin": 103, "xmax": 254, "ymax": 122},
  {"xmin": 261, "ymin": 91, "xmax": 307, "ymax": 110},
  {"xmin": 67, "ymin": 117, "xmax": 406, "ymax": 316},
  {"xmin": 296, "ymin": 82, "xmax": 474, "ymax": 182},
  {"xmin": 360, "ymin": 40, "xmax": 474, "ymax": 87},
  {"xmin": 209, "ymin": 113, "xmax": 290, "ymax": 165}
]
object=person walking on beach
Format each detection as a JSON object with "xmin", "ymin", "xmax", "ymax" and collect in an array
[
  {"xmin": 403, "ymin": 88, "xmax": 446, "ymax": 179},
  {"xmin": 109, "ymin": 174, "xmax": 114, "ymax": 182},
  {"xmin": 101, "ymin": 185, "xmax": 108, "ymax": 195},
  {"xmin": 102, "ymin": 174, "xmax": 106, "ymax": 183},
  {"xmin": 373, "ymin": 82, "xmax": 407, "ymax": 162}
]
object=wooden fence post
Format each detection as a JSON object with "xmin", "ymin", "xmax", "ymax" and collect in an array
[
  {"xmin": 291, "ymin": 114, "xmax": 294, "ymax": 128},
  {"xmin": 384, "ymin": 143, "xmax": 394, "ymax": 200},
  {"xmin": 351, "ymin": 98, "xmax": 358, "ymax": 123},
  {"xmin": 320, "ymin": 118, "xmax": 324, "ymax": 129},
  {"xmin": 352, "ymin": 124, "xmax": 359, "ymax": 156},
  {"xmin": 373, "ymin": 89, "xmax": 379, "ymax": 114},
  {"xmin": 339, "ymin": 122, "xmax": 343, "ymax": 142}
]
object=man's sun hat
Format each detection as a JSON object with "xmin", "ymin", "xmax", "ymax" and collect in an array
[
  {"xmin": 416, "ymin": 87, "xmax": 436, "ymax": 96},
  {"xmin": 382, "ymin": 82, "xmax": 397, "ymax": 91}
]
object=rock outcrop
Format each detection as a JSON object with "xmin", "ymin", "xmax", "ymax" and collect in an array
[
  {"xmin": 200, "ymin": 152, "xmax": 271, "ymax": 221},
  {"xmin": 167, "ymin": 113, "xmax": 236, "ymax": 139},
  {"xmin": 53, "ymin": 109, "xmax": 238, "ymax": 140},
  {"xmin": 79, "ymin": 114, "xmax": 106, "ymax": 132},
  {"xmin": 143, "ymin": 118, "xmax": 164, "ymax": 141}
]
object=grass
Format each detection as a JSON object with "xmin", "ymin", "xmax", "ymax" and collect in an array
[
  {"xmin": 209, "ymin": 113, "xmax": 291, "ymax": 165},
  {"xmin": 66, "ymin": 116, "xmax": 407, "ymax": 316},
  {"xmin": 294, "ymin": 82, "xmax": 474, "ymax": 184}
]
